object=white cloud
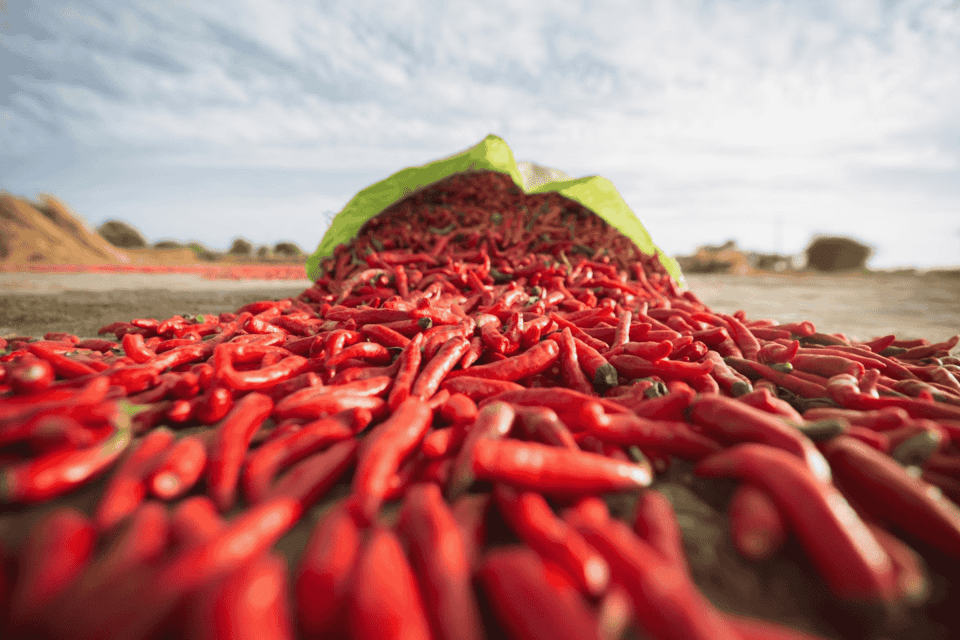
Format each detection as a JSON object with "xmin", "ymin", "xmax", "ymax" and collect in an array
[{"xmin": 2, "ymin": 0, "xmax": 959, "ymax": 267}]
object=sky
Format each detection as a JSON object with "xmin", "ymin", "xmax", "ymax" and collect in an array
[{"xmin": 2, "ymin": 0, "xmax": 960, "ymax": 269}]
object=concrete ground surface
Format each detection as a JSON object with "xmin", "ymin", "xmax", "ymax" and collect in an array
[{"xmin": 1, "ymin": 269, "xmax": 959, "ymax": 640}]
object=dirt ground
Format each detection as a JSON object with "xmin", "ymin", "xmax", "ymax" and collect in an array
[{"xmin": 1, "ymin": 269, "xmax": 959, "ymax": 640}]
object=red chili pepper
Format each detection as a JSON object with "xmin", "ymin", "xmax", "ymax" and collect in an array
[
  {"xmin": 472, "ymin": 438, "xmax": 651, "ymax": 495},
  {"xmin": 438, "ymin": 391, "xmax": 479, "ymax": 427},
  {"xmin": 515, "ymin": 405, "xmax": 580, "ymax": 450},
  {"xmin": 478, "ymin": 547, "xmax": 602, "ymax": 640},
  {"xmin": 566, "ymin": 511, "xmax": 742, "ymax": 640},
  {"xmin": 728, "ymin": 482, "xmax": 787, "ymax": 561},
  {"xmin": 387, "ymin": 331, "xmax": 424, "ymax": 410},
  {"xmin": 348, "ymin": 526, "xmax": 434, "ymax": 640},
  {"xmin": 1, "ymin": 403, "xmax": 132, "ymax": 504},
  {"xmin": 493, "ymin": 484, "xmax": 610, "ymax": 598},
  {"xmin": 148, "ymin": 435, "xmax": 208, "ymax": 500},
  {"xmin": 590, "ymin": 413, "xmax": 723, "ymax": 461},
  {"xmin": 6, "ymin": 507, "xmax": 96, "ymax": 636},
  {"xmin": 444, "ymin": 339, "xmax": 560, "ymax": 383},
  {"xmin": 242, "ymin": 408, "xmax": 362, "ymax": 503},
  {"xmin": 821, "ymin": 434, "xmax": 960, "ymax": 562},
  {"xmin": 411, "ymin": 336, "xmax": 471, "ymax": 401},
  {"xmin": 273, "ymin": 376, "xmax": 391, "ymax": 420},
  {"xmin": 396, "ymin": 483, "xmax": 485, "ymax": 640},
  {"xmin": 447, "ymin": 401, "xmax": 516, "ymax": 500},
  {"xmin": 41, "ymin": 501, "xmax": 170, "ymax": 638},
  {"xmin": 295, "ymin": 498, "xmax": 366, "ymax": 638},
  {"xmin": 352, "ymin": 396, "xmax": 433, "ymax": 523},
  {"xmin": 7, "ymin": 356, "xmax": 55, "ymax": 394},
  {"xmin": 687, "ymin": 394, "xmax": 832, "ymax": 483},
  {"xmin": 206, "ymin": 392, "xmax": 274, "ymax": 511},
  {"xmin": 94, "ymin": 425, "xmax": 175, "ymax": 531},
  {"xmin": 263, "ymin": 439, "xmax": 358, "ymax": 513},
  {"xmin": 633, "ymin": 489, "xmax": 688, "ymax": 573},
  {"xmin": 480, "ymin": 387, "xmax": 617, "ymax": 433},
  {"xmin": 104, "ymin": 497, "xmax": 300, "ymax": 640},
  {"xmin": 182, "ymin": 552, "xmax": 294, "ymax": 640},
  {"xmin": 725, "ymin": 358, "xmax": 828, "ymax": 399},
  {"xmin": 696, "ymin": 443, "xmax": 897, "ymax": 605}
]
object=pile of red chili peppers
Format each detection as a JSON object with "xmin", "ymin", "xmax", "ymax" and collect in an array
[{"xmin": 2, "ymin": 170, "xmax": 960, "ymax": 640}]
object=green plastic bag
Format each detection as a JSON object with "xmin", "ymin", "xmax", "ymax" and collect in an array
[{"xmin": 305, "ymin": 134, "xmax": 683, "ymax": 287}]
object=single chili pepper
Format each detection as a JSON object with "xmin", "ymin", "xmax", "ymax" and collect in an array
[
  {"xmin": 696, "ymin": 443, "xmax": 897, "ymax": 605},
  {"xmin": 863, "ymin": 521, "xmax": 929, "ymax": 605},
  {"xmin": 27, "ymin": 342, "xmax": 99, "ymax": 379},
  {"xmin": 422, "ymin": 426, "xmax": 456, "ymax": 459},
  {"xmin": 242, "ymin": 409, "xmax": 361, "ymax": 503},
  {"xmin": 736, "ymin": 387, "xmax": 804, "ymax": 422},
  {"xmin": 206, "ymin": 391, "xmax": 274, "ymax": 511},
  {"xmin": 482, "ymin": 387, "xmax": 623, "ymax": 431},
  {"xmin": 821, "ymin": 434, "xmax": 960, "ymax": 562},
  {"xmin": 412, "ymin": 336, "xmax": 472, "ymax": 401},
  {"xmin": 566, "ymin": 511, "xmax": 742, "ymax": 640},
  {"xmin": 1, "ymin": 403, "xmax": 132, "ymax": 504},
  {"xmin": 439, "ymin": 391, "xmax": 479, "ymax": 427},
  {"xmin": 8, "ymin": 356, "xmax": 55, "ymax": 394},
  {"xmin": 273, "ymin": 375, "xmax": 391, "ymax": 420},
  {"xmin": 7, "ymin": 507, "xmax": 97, "ymax": 636},
  {"xmin": 845, "ymin": 425, "xmax": 891, "ymax": 453},
  {"xmin": 566, "ymin": 334, "xmax": 619, "ymax": 392},
  {"xmin": 387, "ymin": 331, "xmax": 425, "ymax": 410},
  {"xmin": 472, "ymin": 438, "xmax": 651, "ymax": 495},
  {"xmin": 296, "ymin": 498, "xmax": 366, "ymax": 639},
  {"xmin": 352, "ymin": 396, "xmax": 433, "ymax": 523},
  {"xmin": 121, "ymin": 332, "xmax": 157, "ymax": 364},
  {"xmin": 494, "ymin": 483, "xmax": 611, "ymax": 598},
  {"xmin": 728, "ymin": 482, "xmax": 787, "ymax": 561},
  {"xmin": 148, "ymin": 435, "xmax": 208, "ymax": 500},
  {"xmin": 444, "ymin": 339, "xmax": 560, "ymax": 383},
  {"xmin": 608, "ymin": 353, "xmax": 713, "ymax": 383},
  {"xmin": 396, "ymin": 483, "xmax": 485, "ymax": 640},
  {"xmin": 348, "ymin": 525, "xmax": 434, "ymax": 640},
  {"xmin": 632, "ymin": 489, "xmax": 688, "ymax": 573},
  {"xmin": 478, "ymin": 547, "xmax": 602, "ymax": 640},
  {"xmin": 440, "ymin": 375, "xmax": 525, "ymax": 401},
  {"xmin": 516, "ymin": 405, "xmax": 580, "ymax": 450},
  {"xmin": 215, "ymin": 348, "xmax": 309, "ymax": 392},
  {"xmin": 894, "ymin": 335, "xmax": 960, "ymax": 361},
  {"xmin": 558, "ymin": 327, "xmax": 595, "ymax": 395},
  {"xmin": 725, "ymin": 357, "xmax": 828, "ymax": 398},
  {"xmin": 194, "ymin": 385, "xmax": 234, "ymax": 425},
  {"xmin": 264, "ymin": 438, "xmax": 358, "ymax": 513},
  {"xmin": 360, "ymin": 322, "xmax": 411, "ymax": 348},
  {"xmin": 590, "ymin": 413, "xmax": 723, "ymax": 461},
  {"xmin": 447, "ymin": 401, "xmax": 516, "ymax": 500},
  {"xmin": 182, "ymin": 552, "xmax": 294, "ymax": 640},
  {"xmin": 687, "ymin": 394, "xmax": 832, "ymax": 483},
  {"xmin": 94, "ymin": 426, "xmax": 176, "ymax": 531}
]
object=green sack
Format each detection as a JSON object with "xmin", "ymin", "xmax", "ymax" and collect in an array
[{"xmin": 305, "ymin": 134, "xmax": 684, "ymax": 287}]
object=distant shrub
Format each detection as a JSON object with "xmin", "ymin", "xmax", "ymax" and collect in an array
[
  {"xmin": 256, "ymin": 245, "xmax": 270, "ymax": 259},
  {"xmin": 229, "ymin": 238, "xmax": 253, "ymax": 256},
  {"xmin": 188, "ymin": 242, "xmax": 218, "ymax": 261},
  {"xmin": 98, "ymin": 220, "xmax": 149, "ymax": 249},
  {"xmin": 273, "ymin": 241, "xmax": 303, "ymax": 257},
  {"xmin": 153, "ymin": 240, "xmax": 183, "ymax": 249}
]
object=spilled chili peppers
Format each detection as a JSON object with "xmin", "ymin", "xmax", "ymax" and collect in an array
[{"xmin": 0, "ymin": 170, "xmax": 959, "ymax": 639}]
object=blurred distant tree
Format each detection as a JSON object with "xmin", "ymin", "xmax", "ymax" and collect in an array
[
  {"xmin": 273, "ymin": 242, "xmax": 303, "ymax": 257},
  {"xmin": 256, "ymin": 245, "xmax": 270, "ymax": 259},
  {"xmin": 229, "ymin": 238, "xmax": 253, "ymax": 256},
  {"xmin": 98, "ymin": 220, "xmax": 148, "ymax": 249}
]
